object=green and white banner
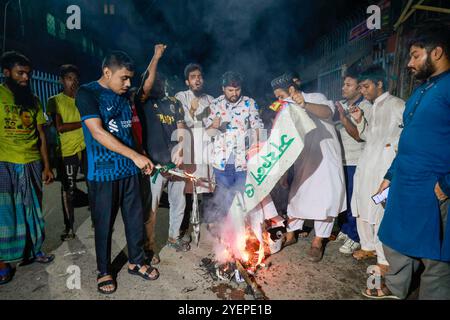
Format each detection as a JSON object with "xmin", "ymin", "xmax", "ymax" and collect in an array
[{"xmin": 229, "ymin": 101, "xmax": 317, "ymax": 248}]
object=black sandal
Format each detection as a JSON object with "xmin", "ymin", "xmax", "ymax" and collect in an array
[
  {"xmin": 97, "ymin": 273, "xmax": 117, "ymax": 294},
  {"xmin": 128, "ymin": 264, "xmax": 159, "ymax": 281}
]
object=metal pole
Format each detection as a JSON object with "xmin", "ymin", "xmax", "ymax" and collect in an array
[
  {"xmin": 18, "ymin": 0, "xmax": 24, "ymax": 37},
  {"xmin": 413, "ymin": 5, "xmax": 450, "ymax": 14},
  {"xmin": 3, "ymin": 0, "xmax": 12, "ymax": 54},
  {"xmin": 2, "ymin": 0, "xmax": 24, "ymax": 53},
  {"xmin": 400, "ymin": 0, "xmax": 427, "ymax": 27},
  {"xmin": 394, "ymin": 0, "xmax": 414, "ymax": 30}
]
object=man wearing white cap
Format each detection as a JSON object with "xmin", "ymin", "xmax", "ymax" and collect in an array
[{"xmin": 271, "ymin": 73, "xmax": 346, "ymax": 262}]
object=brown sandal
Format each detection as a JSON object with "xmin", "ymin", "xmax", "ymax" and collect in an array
[
  {"xmin": 282, "ymin": 232, "xmax": 297, "ymax": 248},
  {"xmin": 352, "ymin": 249, "xmax": 377, "ymax": 260},
  {"xmin": 362, "ymin": 283, "xmax": 400, "ymax": 300}
]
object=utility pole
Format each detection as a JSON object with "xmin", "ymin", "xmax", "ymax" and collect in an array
[{"xmin": 2, "ymin": 0, "xmax": 25, "ymax": 54}]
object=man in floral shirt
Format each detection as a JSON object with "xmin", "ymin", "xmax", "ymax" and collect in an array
[{"xmin": 203, "ymin": 71, "xmax": 263, "ymax": 223}]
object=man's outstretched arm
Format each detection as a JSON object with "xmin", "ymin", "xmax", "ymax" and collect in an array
[{"xmin": 139, "ymin": 44, "xmax": 166, "ymax": 102}]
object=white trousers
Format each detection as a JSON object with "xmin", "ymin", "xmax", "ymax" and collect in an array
[
  {"xmin": 356, "ymin": 217, "xmax": 388, "ymax": 266},
  {"xmin": 287, "ymin": 217, "xmax": 335, "ymax": 238}
]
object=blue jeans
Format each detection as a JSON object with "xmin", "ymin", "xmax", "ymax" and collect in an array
[
  {"xmin": 203, "ymin": 165, "xmax": 246, "ymax": 223},
  {"xmin": 339, "ymin": 165, "xmax": 360, "ymax": 242}
]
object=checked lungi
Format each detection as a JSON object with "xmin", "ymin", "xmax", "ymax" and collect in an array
[{"xmin": 0, "ymin": 160, "xmax": 45, "ymax": 263}]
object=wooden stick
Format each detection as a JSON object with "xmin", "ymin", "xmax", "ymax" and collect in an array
[{"xmin": 235, "ymin": 260, "xmax": 267, "ymax": 300}]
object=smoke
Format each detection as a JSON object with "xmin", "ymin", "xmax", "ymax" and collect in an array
[{"xmin": 125, "ymin": 0, "xmax": 322, "ymax": 101}]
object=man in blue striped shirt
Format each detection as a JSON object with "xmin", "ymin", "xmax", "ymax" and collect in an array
[{"xmin": 76, "ymin": 51, "xmax": 159, "ymax": 294}]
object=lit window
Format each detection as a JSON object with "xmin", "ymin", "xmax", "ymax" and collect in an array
[
  {"xmin": 46, "ymin": 13, "xmax": 56, "ymax": 36},
  {"xmin": 104, "ymin": 3, "xmax": 115, "ymax": 15}
]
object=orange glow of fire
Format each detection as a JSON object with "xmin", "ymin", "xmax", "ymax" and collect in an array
[
  {"xmin": 238, "ymin": 227, "xmax": 268, "ymax": 270},
  {"xmin": 217, "ymin": 226, "xmax": 270, "ymax": 272}
]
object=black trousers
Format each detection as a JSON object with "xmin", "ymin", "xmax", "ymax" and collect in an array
[
  {"xmin": 87, "ymin": 175, "xmax": 145, "ymax": 275},
  {"xmin": 60, "ymin": 151, "xmax": 87, "ymax": 231}
]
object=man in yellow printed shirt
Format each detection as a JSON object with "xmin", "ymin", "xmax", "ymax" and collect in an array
[{"xmin": 0, "ymin": 51, "xmax": 55, "ymax": 286}]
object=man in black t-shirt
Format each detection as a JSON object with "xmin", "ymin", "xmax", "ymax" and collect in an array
[{"xmin": 136, "ymin": 44, "xmax": 190, "ymax": 259}]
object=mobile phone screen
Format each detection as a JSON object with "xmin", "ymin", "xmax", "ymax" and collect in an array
[{"xmin": 372, "ymin": 188, "xmax": 389, "ymax": 205}]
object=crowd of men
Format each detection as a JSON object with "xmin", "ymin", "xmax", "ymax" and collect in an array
[{"xmin": 0, "ymin": 23, "xmax": 449, "ymax": 299}]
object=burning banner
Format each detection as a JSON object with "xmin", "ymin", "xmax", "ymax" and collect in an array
[{"xmin": 224, "ymin": 100, "xmax": 316, "ymax": 266}]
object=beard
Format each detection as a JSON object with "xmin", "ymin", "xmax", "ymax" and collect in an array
[
  {"xmin": 5, "ymin": 77, "xmax": 37, "ymax": 110},
  {"xmin": 191, "ymin": 88, "xmax": 203, "ymax": 97},
  {"xmin": 412, "ymin": 55, "xmax": 436, "ymax": 81},
  {"xmin": 227, "ymin": 96, "xmax": 239, "ymax": 103},
  {"xmin": 190, "ymin": 83, "xmax": 203, "ymax": 97}
]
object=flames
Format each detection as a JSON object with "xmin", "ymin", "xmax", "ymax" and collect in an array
[
  {"xmin": 211, "ymin": 213, "xmax": 284, "ymax": 276},
  {"xmin": 232, "ymin": 226, "xmax": 269, "ymax": 272}
]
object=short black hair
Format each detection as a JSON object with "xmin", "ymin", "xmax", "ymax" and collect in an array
[
  {"xmin": 271, "ymin": 73, "xmax": 295, "ymax": 91},
  {"xmin": 59, "ymin": 64, "xmax": 80, "ymax": 78},
  {"xmin": 358, "ymin": 66, "xmax": 387, "ymax": 89},
  {"xmin": 1, "ymin": 51, "xmax": 31, "ymax": 71},
  {"xmin": 408, "ymin": 22, "xmax": 450, "ymax": 58},
  {"xmin": 102, "ymin": 50, "xmax": 135, "ymax": 72},
  {"xmin": 344, "ymin": 65, "xmax": 359, "ymax": 80},
  {"xmin": 286, "ymin": 70, "xmax": 300, "ymax": 80},
  {"xmin": 184, "ymin": 63, "xmax": 203, "ymax": 80},
  {"xmin": 222, "ymin": 71, "xmax": 243, "ymax": 87},
  {"xmin": 19, "ymin": 109, "xmax": 31, "ymax": 115}
]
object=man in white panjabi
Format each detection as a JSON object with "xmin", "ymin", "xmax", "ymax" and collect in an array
[
  {"xmin": 271, "ymin": 73, "xmax": 347, "ymax": 262},
  {"xmin": 175, "ymin": 64, "xmax": 215, "ymax": 235},
  {"xmin": 334, "ymin": 71, "xmax": 372, "ymax": 255},
  {"xmin": 175, "ymin": 66, "xmax": 214, "ymax": 185},
  {"xmin": 350, "ymin": 66, "xmax": 405, "ymax": 274}
]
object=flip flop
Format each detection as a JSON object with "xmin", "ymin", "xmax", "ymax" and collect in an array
[
  {"xmin": 362, "ymin": 287, "xmax": 400, "ymax": 300},
  {"xmin": 166, "ymin": 239, "xmax": 191, "ymax": 252},
  {"xmin": 352, "ymin": 249, "xmax": 377, "ymax": 261},
  {"xmin": 35, "ymin": 252, "xmax": 55, "ymax": 264},
  {"xmin": 0, "ymin": 264, "xmax": 15, "ymax": 285}
]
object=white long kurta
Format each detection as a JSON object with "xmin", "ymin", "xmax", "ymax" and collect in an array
[
  {"xmin": 287, "ymin": 93, "xmax": 347, "ymax": 221},
  {"xmin": 175, "ymin": 90, "xmax": 215, "ymax": 193},
  {"xmin": 351, "ymin": 92, "xmax": 405, "ymax": 224}
]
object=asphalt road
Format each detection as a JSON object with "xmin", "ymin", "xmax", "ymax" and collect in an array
[{"xmin": 0, "ymin": 179, "xmax": 379, "ymax": 300}]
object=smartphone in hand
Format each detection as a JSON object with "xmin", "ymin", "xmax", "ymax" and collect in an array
[{"xmin": 372, "ymin": 188, "xmax": 390, "ymax": 205}]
